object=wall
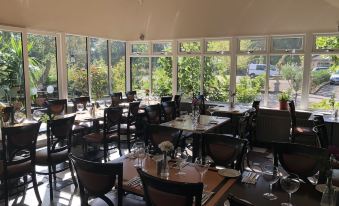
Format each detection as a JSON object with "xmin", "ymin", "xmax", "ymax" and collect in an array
[{"xmin": 0, "ymin": 0, "xmax": 339, "ymax": 40}]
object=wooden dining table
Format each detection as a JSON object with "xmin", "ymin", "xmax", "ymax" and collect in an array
[{"xmin": 113, "ymin": 155, "xmax": 237, "ymax": 206}]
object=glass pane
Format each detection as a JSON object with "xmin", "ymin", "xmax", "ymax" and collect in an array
[
  {"xmin": 269, "ymin": 55, "xmax": 304, "ymax": 108},
  {"xmin": 90, "ymin": 38, "xmax": 108, "ymax": 100},
  {"xmin": 206, "ymin": 40, "xmax": 230, "ymax": 53},
  {"xmin": 236, "ymin": 55, "xmax": 266, "ymax": 103},
  {"xmin": 111, "ymin": 41, "xmax": 126, "ymax": 93},
  {"xmin": 272, "ymin": 36, "xmax": 303, "ymax": 51},
  {"xmin": 132, "ymin": 43, "xmax": 149, "ymax": 54},
  {"xmin": 28, "ymin": 34, "xmax": 58, "ymax": 108},
  {"xmin": 131, "ymin": 57, "xmax": 149, "ymax": 96},
  {"xmin": 309, "ymin": 54, "xmax": 339, "ymax": 110},
  {"xmin": 239, "ymin": 38, "xmax": 266, "ymax": 52},
  {"xmin": 0, "ymin": 31, "xmax": 26, "ymax": 110},
  {"xmin": 204, "ymin": 56, "xmax": 231, "ymax": 102},
  {"xmin": 315, "ymin": 35, "xmax": 339, "ymax": 50},
  {"xmin": 178, "ymin": 56, "xmax": 201, "ymax": 99},
  {"xmin": 151, "ymin": 57, "xmax": 172, "ymax": 96},
  {"xmin": 153, "ymin": 42, "xmax": 172, "ymax": 53},
  {"xmin": 179, "ymin": 41, "xmax": 201, "ymax": 53},
  {"xmin": 66, "ymin": 35, "xmax": 88, "ymax": 98}
]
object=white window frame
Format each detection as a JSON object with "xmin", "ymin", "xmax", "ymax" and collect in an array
[
  {"xmin": 177, "ymin": 39, "xmax": 202, "ymax": 55},
  {"xmin": 313, "ymin": 32, "xmax": 339, "ymax": 53},
  {"xmin": 151, "ymin": 41, "xmax": 173, "ymax": 55},
  {"xmin": 130, "ymin": 41, "xmax": 150, "ymax": 56},
  {"xmin": 204, "ymin": 38, "xmax": 232, "ymax": 55},
  {"xmin": 237, "ymin": 36, "xmax": 267, "ymax": 55},
  {"xmin": 270, "ymin": 34, "xmax": 305, "ymax": 54}
]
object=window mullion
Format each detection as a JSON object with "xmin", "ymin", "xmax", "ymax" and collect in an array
[
  {"xmin": 22, "ymin": 30, "xmax": 32, "ymax": 117},
  {"xmin": 301, "ymin": 32, "xmax": 313, "ymax": 109}
]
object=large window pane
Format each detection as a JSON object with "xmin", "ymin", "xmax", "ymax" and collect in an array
[
  {"xmin": 90, "ymin": 38, "xmax": 108, "ymax": 100},
  {"xmin": 131, "ymin": 43, "xmax": 149, "ymax": 54},
  {"xmin": 0, "ymin": 31, "xmax": 25, "ymax": 109},
  {"xmin": 131, "ymin": 57, "xmax": 149, "ymax": 96},
  {"xmin": 153, "ymin": 42, "xmax": 172, "ymax": 54},
  {"xmin": 239, "ymin": 38, "xmax": 266, "ymax": 52},
  {"xmin": 206, "ymin": 40, "xmax": 230, "ymax": 53},
  {"xmin": 66, "ymin": 35, "xmax": 88, "ymax": 98},
  {"xmin": 204, "ymin": 56, "xmax": 230, "ymax": 102},
  {"xmin": 268, "ymin": 55, "xmax": 304, "ymax": 108},
  {"xmin": 272, "ymin": 36, "xmax": 303, "ymax": 51},
  {"xmin": 179, "ymin": 41, "xmax": 201, "ymax": 53},
  {"xmin": 111, "ymin": 41, "xmax": 126, "ymax": 93},
  {"xmin": 28, "ymin": 34, "xmax": 58, "ymax": 108},
  {"xmin": 309, "ymin": 54, "xmax": 339, "ymax": 110},
  {"xmin": 178, "ymin": 56, "xmax": 201, "ymax": 99},
  {"xmin": 151, "ymin": 57, "xmax": 172, "ymax": 96},
  {"xmin": 315, "ymin": 35, "xmax": 339, "ymax": 51},
  {"xmin": 236, "ymin": 55, "xmax": 266, "ymax": 104}
]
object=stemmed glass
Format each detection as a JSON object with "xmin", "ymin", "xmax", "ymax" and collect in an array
[
  {"xmin": 138, "ymin": 146, "xmax": 147, "ymax": 171},
  {"xmin": 175, "ymin": 148, "xmax": 188, "ymax": 175},
  {"xmin": 280, "ymin": 173, "xmax": 300, "ymax": 206},
  {"xmin": 131, "ymin": 141, "xmax": 145, "ymax": 168},
  {"xmin": 262, "ymin": 164, "xmax": 280, "ymax": 200},
  {"xmin": 194, "ymin": 157, "xmax": 211, "ymax": 189}
]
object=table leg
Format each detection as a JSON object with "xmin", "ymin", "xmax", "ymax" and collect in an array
[
  {"xmin": 331, "ymin": 122, "xmax": 334, "ymax": 145},
  {"xmin": 192, "ymin": 133, "xmax": 201, "ymax": 162}
]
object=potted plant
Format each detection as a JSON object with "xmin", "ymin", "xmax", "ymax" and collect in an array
[{"xmin": 278, "ymin": 91, "xmax": 291, "ymax": 110}]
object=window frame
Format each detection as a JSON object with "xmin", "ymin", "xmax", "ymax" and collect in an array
[
  {"xmin": 237, "ymin": 36, "xmax": 268, "ymax": 55},
  {"xmin": 177, "ymin": 39, "xmax": 202, "ymax": 55},
  {"xmin": 270, "ymin": 34, "xmax": 305, "ymax": 54},
  {"xmin": 204, "ymin": 38, "xmax": 232, "ymax": 55},
  {"xmin": 313, "ymin": 32, "xmax": 339, "ymax": 53},
  {"xmin": 151, "ymin": 41, "xmax": 173, "ymax": 55},
  {"xmin": 130, "ymin": 41, "xmax": 150, "ymax": 56}
]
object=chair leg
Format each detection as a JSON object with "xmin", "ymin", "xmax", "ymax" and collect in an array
[
  {"xmin": 31, "ymin": 170, "xmax": 42, "ymax": 204},
  {"xmin": 52, "ymin": 165, "xmax": 57, "ymax": 186},
  {"xmin": 68, "ymin": 160, "xmax": 78, "ymax": 188},
  {"xmin": 4, "ymin": 178, "xmax": 9, "ymax": 206},
  {"xmin": 103, "ymin": 142, "xmax": 108, "ymax": 162},
  {"xmin": 118, "ymin": 138, "xmax": 122, "ymax": 156},
  {"xmin": 48, "ymin": 165, "xmax": 53, "ymax": 201}
]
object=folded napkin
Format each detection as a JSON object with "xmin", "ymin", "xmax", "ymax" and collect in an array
[{"xmin": 241, "ymin": 171, "xmax": 259, "ymax": 184}]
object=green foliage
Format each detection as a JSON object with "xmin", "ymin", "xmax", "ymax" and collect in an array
[
  {"xmin": 236, "ymin": 75, "xmax": 264, "ymax": 103},
  {"xmin": 310, "ymin": 70, "xmax": 331, "ymax": 91},
  {"xmin": 278, "ymin": 90, "xmax": 291, "ymax": 101},
  {"xmin": 281, "ymin": 63, "xmax": 303, "ymax": 100},
  {"xmin": 178, "ymin": 56, "xmax": 200, "ymax": 99},
  {"xmin": 152, "ymin": 57, "xmax": 172, "ymax": 96},
  {"xmin": 131, "ymin": 57, "xmax": 149, "ymax": 95},
  {"xmin": 90, "ymin": 59, "xmax": 108, "ymax": 100},
  {"xmin": 111, "ymin": 58, "xmax": 126, "ymax": 92},
  {"xmin": 310, "ymin": 99, "xmax": 339, "ymax": 110}
]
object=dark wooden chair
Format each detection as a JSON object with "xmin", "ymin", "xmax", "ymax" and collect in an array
[
  {"xmin": 203, "ymin": 133, "xmax": 248, "ymax": 170},
  {"xmin": 0, "ymin": 122, "xmax": 42, "ymax": 206},
  {"xmin": 47, "ymin": 99, "xmax": 67, "ymax": 117},
  {"xmin": 312, "ymin": 115, "xmax": 329, "ymax": 149},
  {"xmin": 70, "ymin": 154, "xmax": 146, "ymax": 206},
  {"xmin": 125, "ymin": 91, "xmax": 137, "ymax": 102},
  {"xmin": 227, "ymin": 193, "xmax": 254, "ymax": 206},
  {"xmin": 197, "ymin": 94, "xmax": 206, "ymax": 115},
  {"xmin": 146, "ymin": 124, "xmax": 181, "ymax": 153},
  {"xmin": 111, "ymin": 92, "xmax": 123, "ymax": 107},
  {"xmin": 121, "ymin": 101, "xmax": 140, "ymax": 151},
  {"xmin": 71, "ymin": 96, "xmax": 90, "ymax": 112},
  {"xmin": 83, "ymin": 107, "xmax": 123, "ymax": 161},
  {"xmin": 2, "ymin": 106, "xmax": 13, "ymax": 123},
  {"xmin": 273, "ymin": 142, "xmax": 329, "ymax": 183},
  {"xmin": 174, "ymin": 94, "xmax": 181, "ymax": 117},
  {"xmin": 145, "ymin": 104, "xmax": 162, "ymax": 124},
  {"xmin": 35, "ymin": 114, "xmax": 78, "ymax": 201},
  {"xmin": 137, "ymin": 168, "xmax": 203, "ymax": 206},
  {"xmin": 288, "ymin": 100, "xmax": 315, "ymax": 144},
  {"xmin": 160, "ymin": 96, "xmax": 173, "ymax": 103},
  {"xmin": 161, "ymin": 101, "xmax": 176, "ymax": 122}
]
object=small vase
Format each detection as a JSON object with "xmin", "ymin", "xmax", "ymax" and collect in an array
[{"xmin": 161, "ymin": 152, "xmax": 169, "ymax": 178}]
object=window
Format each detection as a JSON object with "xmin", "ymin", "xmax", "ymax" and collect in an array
[
  {"xmin": 151, "ymin": 57, "xmax": 172, "ymax": 96},
  {"xmin": 314, "ymin": 34, "xmax": 339, "ymax": 51},
  {"xmin": 179, "ymin": 41, "xmax": 201, "ymax": 53},
  {"xmin": 28, "ymin": 33, "xmax": 58, "ymax": 108},
  {"xmin": 89, "ymin": 38, "xmax": 108, "ymax": 100},
  {"xmin": 204, "ymin": 56, "xmax": 230, "ymax": 102},
  {"xmin": 236, "ymin": 55, "xmax": 266, "ymax": 103},
  {"xmin": 131, "ymin": 43, "xmax": 149, "ymax": 55},
  {"xmin": 153, "ymin": 42, "xmax": 172, "ymax": 54},
  {"xmin": 131, "ymin": 57, "xmax": 149, "ymax": 96},
  {"xmin": 309, "ymin": 54, "xmax": 339, "ymax": 110},
  {"xmin": 239, "ymin": 37, "xmax": 266, "ymax": 53},
  {"xmin": 0, "ymin": 30, "xmax": 25, "ymax": 109},
  {"xmin": 205, "ymin": 39, "xmax": 230, "ymax": 53},
  {"xmin": 66, "ymin": 35, "xmax": 88, "ymax": 98},
  {"xmin": 111, "ymin": 41, "xmax": 126, "ymax": 93},
  {"xmin": 271, "ymin": 36, "xmax": 304, "ymax": 52},
  {"xmin": 177, "ymin": 56, "xmax": 201, "ymax": 99},
  {"xmin": 268, "ymin": 55, "xmax": 304, "ymax": 108}
]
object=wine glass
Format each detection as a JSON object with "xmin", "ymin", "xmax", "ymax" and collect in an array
[
  {"xmin": 280, "ymin": 173, "xmax": 300, "ymax": 206},
  {"xmin": 262, "ymin": 164, "xmax": 280, "ymax": 200},
  {"xmin": 32, "ymin": 110, "xmax": 43, "ymax": 122},
  {"xmin": 77, "ymin": 103, "xmax": 84, "ymax": 113},
  {"xmin": 175, "ymin": 148, "xmax": 188, "ymax": 175},
  {"xmin": 131, "ymin": 141, "xmax": 145, "ymax": 167},
  {"xmin": 194, "ymin": 157, "xmax": 211, "ymax": 189},
  {"xmin": 138, "ymin": 147, "xmax": 147, "ymax": 171}
]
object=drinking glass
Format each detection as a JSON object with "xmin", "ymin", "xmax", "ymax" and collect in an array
[
  {"xmin": 262, "ymin": 164, "xmax": 280, "ymax": 200},
  {"xmin": 280, "ymin": 173, "xmax": 300, "ymax": 206},
  {"xmin": 77, "ymin": 104, "xmax": 84, "ymax": 113},
  {"xmin": 32, "ymin": 110, "xmax": 43, "ymax": 121},
  {"xmin": 138, "ymin": 147, "xmax": 147, "ymax": 171},
  {"xmin": 132, "ymin": 141, "xmax": 145, "ymax": 167},
  {"xmin": 194, "ymin": 157, "xmax": 211, "ymax": 189},
  {"xmin": 14, "ymin": 111, "xmax": 25, "ymax": 123},
  {"xmin": 175, "ymin": 148, "xmax": 188, "ymax": 175}
]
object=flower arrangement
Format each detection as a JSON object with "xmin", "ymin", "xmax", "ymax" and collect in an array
[{"xmin": 158, "ymin": 141, "xmax": 174, "ymax": 153}]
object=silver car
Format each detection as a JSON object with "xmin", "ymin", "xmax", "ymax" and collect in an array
[{"xmin": 330, "ymin": 70, "xmax": 339, "ymax": 85}]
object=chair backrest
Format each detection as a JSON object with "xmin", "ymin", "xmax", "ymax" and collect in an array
[
  {"xmin": 228, "ymin": 194, "xmax": 254, "ymax": 206},
  {"xmin": 69, "ymin": 154, "xmax": 123, "ymax": 206},
  {"xmin": 251, "ymin": 101, "xmax": 260, "ymax": 118},
  {"xmin": 104, "ymin": 107, "xmax": 122, "ymax": 137},
  {"xmin": 204, "ymin": 133, "xmax": 248, "ymax": 170},
  {"xmin": 145, "ymin": 104, "xmax": 161, "ymax": 124},
  {"xmin": 273, "ymin": 142, "xmax": 329, "ymax": 183},
  {"xmin": 161, "ymin": 101, "xmax": 176, "ymax": 122},
  {"xmin": 47, "ymin": 115, "xmax": 75, "ymax": 157},
  {"xmin": 126, "ymin": 91, "xmax": 136, "ymax": 102},
  {"xmin": 126, "ymin": 101, "xmax": 140, "ymax": 125},
  {"xmin": 1, "ymin": 122, "xmax": 41, "ymax": 177},
  {"xmin": 111, "ymin": 92, "xmax": 123, "ymax": 107},
  {"xmin": 2, "ymin": 106, "xmax": 13, "ymax": 123},
  {"xmin": 238, "ymin": 112, "xmax": 251, "ymax": 139},
  {"xmin": 288, "ymin": 100, "xmax": 297, "ymax": 130},
  {"xmin": 72, "ymin": 96, "xmax": 90, "ymax": 112},
  {"xmin": 146, "ymin": 124, "xmax": 180, "ymax": 150},
  {"xmin": 137, "ymin": 168, "xmax": 203, "ymax": 206},
  {"xmin": 174, "ymin": 95, "xmax": 181, "ymax": 116},
  {"xmin": 313, "ymin": 115, "xmax": 329, "ymax": 149},
  {"xmin": 47, "ymin": 99, "xmax": 67, "ymax": 116},
  {"xmin": 160, "ymin": 96, "xmax": 173, "ymax": 103},
  {"xmin": 197, "ymin": 95, "xmax": 206, "ymax": 115}
]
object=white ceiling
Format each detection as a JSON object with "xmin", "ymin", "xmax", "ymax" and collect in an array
[{"xmin": 0, "ymin": 0, "xmax": 339, "ymax": 40}]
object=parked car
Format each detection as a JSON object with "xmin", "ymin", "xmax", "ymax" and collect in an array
[
  {"xmin": 312, "ymin": 66, "xmax": 329, "ymax": 72},
  {"xmin": 248, "ymin": 64, "xmax": 279, "ymax": 78},
  {"xmin": 330, "ymin": 70, "xmax": 339, "ymax": 84}
]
